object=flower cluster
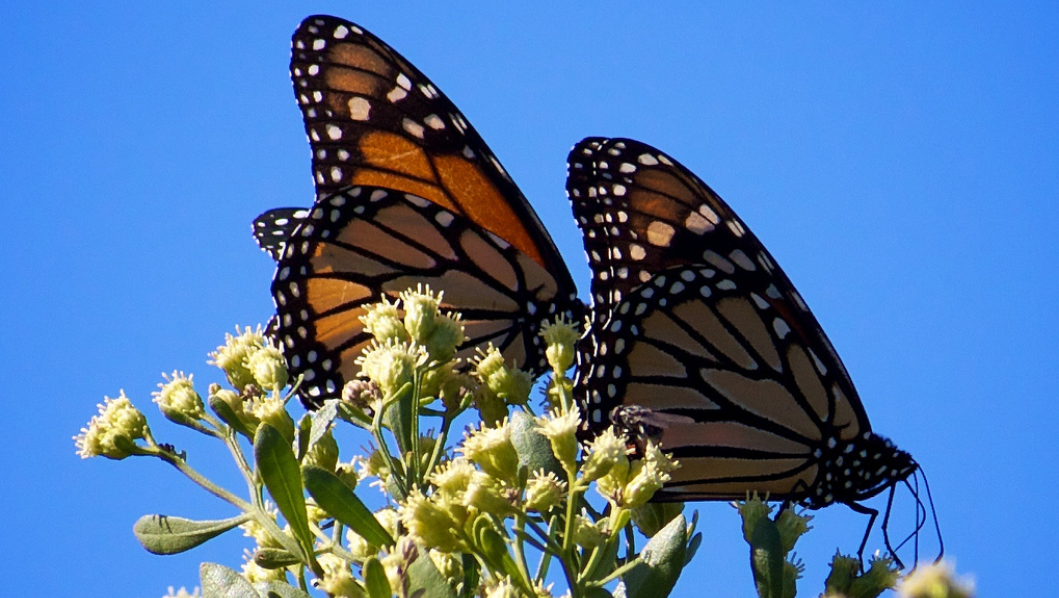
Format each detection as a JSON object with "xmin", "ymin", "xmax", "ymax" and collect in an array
[{"xmin": 78, "ymin": 286, "xmax": 971, "ymax": 598}]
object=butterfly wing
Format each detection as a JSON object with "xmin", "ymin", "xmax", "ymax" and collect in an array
[
  {"xmin": 270, "ymin": 186, "xmax": 576, "ymax": 403},
  {"xmin": 254, "ymin": 208, "xmax": 309, "ymax": 259},
  {"xmin": 263, "ymin": 16, "xmax": 581, "ymax": 404},
  {"xmin": 289, "ymin": 16, "xmax": 573, "ymax": 285},
  {"xmin": 569, "ymin": 137, "xmax": 872, "ymax": 502}
]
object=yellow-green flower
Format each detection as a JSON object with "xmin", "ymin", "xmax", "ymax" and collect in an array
[
  {"xmin": 315, "ymin": 553, "xmax": 362, "ymax": 597},
  {"xmin": 401, "ymin": 285, "xmax": 440, "ymax": 344},
  {"xmin": 400, "ymin": 488, "xmax": 463, "ymax": 552},
  {"xmin": 458, "ymin": 420, "xmax": 519, "ymax": 485},
  {"xmin": 357, "ymin": 340, "xmax": 424, "ymax": 399},
  {"xmin": 74, "ymin": 391, "xmax": 148, "ymax": 460},
  {"xmin": 245, "ymin": 342, "xmax": 288, "ymax": 392},
  {"xmin": 581, "ymin": 427, "xmax": 627, "ymax": 482},
  {"xmin": 898, "ymin": 560, "xmax": 974, "ymax": 598},
  {"xmin": 210, "ymin": 325, "xmax": 265, "ymax": 391},
  {"xmin": 734, "ymin": 493, "xmax": 772, "ymax": 544},
  {"xmin": 536, "ymin": 408, "xmax": 581, "ymax": 472},
  {"xmin": 776, "ymin": 508, "xmax": 813, "ymax": 554},
  {"xmin": 153, "ymin": 371, "xmax": 205, "ymax": 427},
  {"xmin": 525, "ymin": 470, "xmax": 567, "ymax": 512},
  {"xmin": 249, "ymin": 392, "xmax": 295, "ymax": 443},
  {"xmin": 360, "ymin": 296, "xmax": 408, "ymax": 345},
  {"xmin": 540, "ymin": 316, "xmax": 579, "ymax": 373}
]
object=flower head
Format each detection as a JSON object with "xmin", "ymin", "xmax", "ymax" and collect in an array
[
  {"xmin": 581, "ymin": 427, "xmax": 628, "ymax": 482},
  {"xmin": 210, "ymin": 325, "xmax": 266, "ymax": 391},
  {"xmin": 248, "ymin": 391, "xmax": 295, "ymax": 443},
  {"xmin": 458, "ymin": 420, "xmax": 519, "ymax": 485},
  {"xmin": 400, "ymin": 488, "xmax": 464, "ymax": 552},
  {"xmin": 525, "ymin": 470, "xmax": 567, "ymax": 512},
  {"xmin": 898, "ymin": 560, "xmax": 973, "ymax": 598},
  {"xmin": 314, "ymin": 553, "xmax": 361, "ymax": 597},
  {"xmin": 361, "ymin": 296, "xmax": 408, "ymax": 345},
  {"xmin": 245, "ymin": 342, "xmax": 288, "ymax": 392},
  {"xmin": 540, "ymin": 316, "xmax": 579, "ymax": 373},
  {"xmin": 536, "ymin": 408, "xmax": 581, "ymax": 472},
  {"xmin": 401, "ymin": 285, "xmax": 440, "ymax": 344},
  {"xmin": 357, "ymin": 340, "xmax": 425, "ymax": 399},
  {"xmin": 153, "ymin": 371, "xmax": 205, "ymax": 427},
  {"xmin": 74, "ymin": 391, "xmax": 148, "ymax": 460}
]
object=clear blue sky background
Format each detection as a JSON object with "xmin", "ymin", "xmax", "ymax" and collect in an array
[{"xmin": 2, "ymin": 2, "xmax": 1056, "ymax": 596}]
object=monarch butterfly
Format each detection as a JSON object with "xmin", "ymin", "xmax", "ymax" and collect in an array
[
  {"xmin": 568, "ymin": 136, "xmax": 938, "ymax": 563},
  {"xmin": 254, "ymin": 15, "xmax": 582, "ymax": 404},
  {"xmin": 255, "ymin": 15, "xmax": 936, "ymax": 562}
]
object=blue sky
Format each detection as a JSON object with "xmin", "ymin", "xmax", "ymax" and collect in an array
[{"xmin": 2, "ymin": 2, "xmax": 1056, "ymax": 596}]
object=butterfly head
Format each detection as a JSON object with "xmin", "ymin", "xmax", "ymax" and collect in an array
[{"xmin": 809, "ymin": 431, "xmax": 918, "ymax": 509}]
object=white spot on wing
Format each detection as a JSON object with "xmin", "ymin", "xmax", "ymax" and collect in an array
[
  {"xmin": 646, "ymin": 221, "xmax": 675, "ymax": 246},
  {"xmin": 348, "ymin": 97, "xmax": 370, "ymax": 121},
  {"xmin": 402, "ymin": 118, "xmax": 425, "ymax": 139}
]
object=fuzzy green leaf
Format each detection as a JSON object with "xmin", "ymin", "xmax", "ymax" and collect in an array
[
  {"xmin": 254, "ymin": 423, "xmax": 312, "ymax": 559},
  {"xmin": 200, "ymin": 562, "xmax": 260, "ymax": 598},
  {"xmin": 408, "ymin": 552, "xmax": 458, "ymax": 598},
  {"xmin": 295, "ymin": 413, "xmax": 312, "ymax": 461},
  {"xmin": 749, "ymin": 517, "xmax": 785, "ymax": 598},
  {"xmin": 309, "ymin": 400, "xmax": 339, "ymax": 447},
  {"xmin": 254, "ymin": 547, "xmax": 300, "ymax": 569},
  {"xmin": 303, "ymin": 465, "xmax": 394, "ymax": 547},
  {"xmin": 208, "ymin": 394, "xmax": 253, "ymax": 438},
  {"xmin": 253, "ymin": 581, "xmax": 313, "ymax": 598},
  {"xmin": 622, "ymin": 514, "xmax": 688, "ymax": 598},
  {"xmin": 509, "ymin": 410, "xmax": 562, "ymax": 478},
  {"xmin": 133, "ymin": 513, "xmax": 249, "ymax": 555}
]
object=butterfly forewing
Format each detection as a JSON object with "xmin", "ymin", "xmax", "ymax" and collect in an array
[{"xmin": 290, "ymin": 15, "xmax": 574, "ymax": 288}]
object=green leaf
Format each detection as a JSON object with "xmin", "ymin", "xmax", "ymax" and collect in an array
[
  {"xmin": 408, "ymin": 551, "xmax": 458, "ymax": 598},
  {"xmin": 509, "ymin": 410, "xmax": 562, "ymax": 478},
  {"xmin": 459, "ymin": 553, "xmax": 480, "ymax": 598},
  {"xmin": 254, "ymin": 547, "xmax": 300, "ymax": 569},
  {"xmin": 133, "ymin": 513, "xmax": 249, "ymax": 555},
  {"xmin": 622, "ymin": 514, "xmax": 688, "ymax": 598},
  {"xmin": 685, "ymin": 531, "xmax": 702, "ymax": 565},
  {"xmin": 208, "ymin": 394, "xmax": 253, "ymax": 438},
  {"xmin": 295, "ymin": 413, "xmax": 312, "ymax": 461},
  {"xmin": 303, "ymin": 465, "xmax": 394, "ymax": 547},
  {"xmin": 310, "ymin": 400, "xmax": 339, "ymax": 447},
  {"xmin": 363, "ymin": 557, "xmax": 392, "ymax": 598},
  {"xmin": 254, "ymin": 423, "xmax": 312, "ymax": 560},
  {"xmin": 584, "ymin": 587, "xmax": 614, "ymax": 598},
  {"xmin": 384, "ymin": 382, "xmax": 415, "ymax": 457},
  {"xmin": 200, "ymin": 562, "xmax": 261, "ymax": 598},
  {"xmin": 749, "ymin": 516, "xmax": 784, "ymax": 598},
  {"xmin": 253, "ymin": 581, "xmax": 313, "ymax": 598}
]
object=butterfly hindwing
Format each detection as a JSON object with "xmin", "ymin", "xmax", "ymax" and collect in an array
[
  {"xmin": 272, "ymin": 186, "xmax": 575, "ymax": 403},
  {"xmin": 254, "ymin": 208, "xmax": 310, "ymax": 259}
]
